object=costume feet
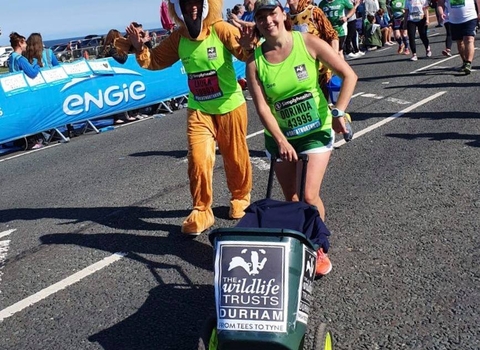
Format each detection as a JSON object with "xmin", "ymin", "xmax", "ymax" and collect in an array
[
  {"xmin": 181, "ymin": 208, "xmax": 215, "ymax": 236},
  {"xmin": 229, "ymin": 194, "xmax": 251, "ymax": 219}
]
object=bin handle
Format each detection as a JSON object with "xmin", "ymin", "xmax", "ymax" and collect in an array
[{"xmin": 267, "ymin": 154, "xmax": 308, "ymax": 201}]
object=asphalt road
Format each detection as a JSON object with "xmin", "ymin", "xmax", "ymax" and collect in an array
[{"xmin": 0, "ymin": 29, "xmax": 479, "ymax": 350}]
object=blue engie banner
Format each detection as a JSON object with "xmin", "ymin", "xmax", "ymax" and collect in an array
[{"xmin": 0, "ymin": 54, "xmax": 247, "ymax": 144}]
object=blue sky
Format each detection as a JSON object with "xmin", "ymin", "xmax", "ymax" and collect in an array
[{"xmin": 0, "ymin": 0, "xmax": 240, "ymax": 47}]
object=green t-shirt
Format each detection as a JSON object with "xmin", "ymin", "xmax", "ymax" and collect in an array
[
  {"xmin": 178, "ymin": 26, "xmax": 244, "ymax": 114},
  {"xmin": 254, "ymin": 31, "xmax": 331, "ymax": 140},
  {"xmin": 391, "ymin": 0, "xmax": 406, "ymax": 16},
  {"xmin": 318, "ymin": 0, "xmax": 354, "ymax": 36}
]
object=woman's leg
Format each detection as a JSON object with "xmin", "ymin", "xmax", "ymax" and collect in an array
[
  {"xmin": 274, "ymin": 151, "xmax": 331, "ymax": 221},
  {"xmin": 445, "ymin": 22, "xmax": 452, "ymax": 50},
  {"xmin": 407, "ymin": 21, "xmax": 417, "ymax": 55},
  {"xmin": 302, "ymin": 152, "xmax": 331, "ymax": 221},
  {"xmin": 417, "ymin": 18, "xmax": 430, "ymax": 52}
]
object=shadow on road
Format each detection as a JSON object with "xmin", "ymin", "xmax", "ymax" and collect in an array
[
  {"xmin": 0, "ymin": 206, "xmax": 192, "ymax": 231},
  {"xmin": 87, "ymin": 255, "xmax": 215, "ymax": 350},
  {"xmin": 38, "ymin": 236, "xmax": 216, "ymax": 349},
  {"xmin": 386, "ymin": 131, "xmax": 480, "ymax": 147},
  {"xmin": 39, "ymin": 231, "xmax": 214, "ymax": 272}
]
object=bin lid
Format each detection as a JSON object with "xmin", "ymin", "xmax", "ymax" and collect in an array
[{"xmin": 209, "ymin": 227, "xmax": 316, "ymax": 250}]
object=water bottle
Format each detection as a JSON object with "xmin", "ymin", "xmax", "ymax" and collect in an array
[
  {"xmin": 152, "ymin": 113, "xmax": 166, "ymax": 119},
  {"xmin": 343, "ymin": 113, "xmax": 354, "ymax": 142}
]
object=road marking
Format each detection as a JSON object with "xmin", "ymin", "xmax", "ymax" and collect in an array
[
  {"xmin": 0, "ymin": 143, "xmax": 61, "ymax": 163},
  {"xmin": 410, "ymin": 54, "xmax": 459, "ymax": 73},
  {"xmin": 0, "ymin": 230, "xmax": 15, "ymax": 294},
  {"xmin": 332, "ymin": 91, "xmax": 447, "ymax": 147},
  {"xmin": 411, "ymin": 48, "xmax": 478, "ymax": 74},
  {"xmin": 0, "ymin": 229, "xmax": 15, "ymax": 240},
  {"xmin": 0, "ymin": 252, "xmax": 126, "ymax": 322},
  {"xmin": 250, "ymin": 157, "xmax": 270, "ymax": 170}
]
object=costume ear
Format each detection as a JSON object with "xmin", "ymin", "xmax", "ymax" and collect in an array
[{"xmin": 170, "ymin": 0, "xmax": 185, "ymax": 21}]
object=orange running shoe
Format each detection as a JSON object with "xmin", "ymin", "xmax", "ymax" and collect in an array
[{"xmin": 316, "ymin": 248, "xmax": 332, "ymax": 276}]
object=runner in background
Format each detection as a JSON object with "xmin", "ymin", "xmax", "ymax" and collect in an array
[
  {"xmin": 318, "ymin": 0, "xmax": 356, "ymax": 58},
  {"xmin": 437, "ymin": 0, "xmax": 480, "ymax": 74},
  {"xmin": 403, "ymin": 0, "xmax": 431, "ymax": 61},
  {"xmin": 391, "ymin": 0, "xmax": 411, "ymax": 55}
]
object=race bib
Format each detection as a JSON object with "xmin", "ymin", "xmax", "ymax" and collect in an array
[
  {"xmin": 274, "ymin": 92, "xmax": 321, "ymax": 137},
  {"xmin": 450, "ymin": 0, "xmax": 465, "ymax": 8},
  {"xmin": 188, "ymin": 70, "xmax": 223, "ymax": 101},
  {"xmin": 410, "ymin": 11, "xmax": 424, "ymax": 20}
]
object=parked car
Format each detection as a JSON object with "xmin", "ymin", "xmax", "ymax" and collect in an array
[
  {"xmin": 0, "ymin": 52, "xmax": 10, "ymax": 67},
  {"xmin": 52, "ymin": 43, "xmax": 73, "ymax": 62},
  {"xmin": 0, "ymin": 46, "xmax": 13, "ymax": 57}
]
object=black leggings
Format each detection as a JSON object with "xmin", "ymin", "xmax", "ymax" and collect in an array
[
  {"xmin": 407, "ymin": 18, "xmax": 429, "ymax": 54},
  {"xmin": 444, "ymin": 22, "xmax": 452, "ymax": 50},
  {"xmin": 345, "ymin": 20, "xmax": 359, "ymax": 54}
]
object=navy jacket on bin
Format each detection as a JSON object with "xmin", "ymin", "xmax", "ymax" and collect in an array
[{"xmin": 236, "ymin": 198, "xmax": 331, "ymax": 252}]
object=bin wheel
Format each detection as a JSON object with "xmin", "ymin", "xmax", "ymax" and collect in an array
[
  {"xmin": 198, "ymin": 315, "xmax": 218, "ymax": 350},
  {"xmin": 313, "ymin": 323, "xmax": 333, "ymax": 350}
]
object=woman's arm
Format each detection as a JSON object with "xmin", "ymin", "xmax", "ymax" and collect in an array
[
  {"xmin": 423, "ymin": 1, "xmax": 430, "ymax": 25},
  {"xmin": 231, "ymin": 13, "xmax": 256, "ymax": 28},
  {"xmin": 303, "ymin": 33, "xmax": 357, "ymax": 112},
  {"xmin": 18, "ymin": 57, "xmax": 40, "ymax": 79}
]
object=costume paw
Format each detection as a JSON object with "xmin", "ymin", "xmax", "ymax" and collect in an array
[
  {"xmin": 229, "ymin": 194, "xmax": 251, "ymax": 220},
  {"xmin": 181, "ymin": 208, "xmax": 215, "ymax": 236}
]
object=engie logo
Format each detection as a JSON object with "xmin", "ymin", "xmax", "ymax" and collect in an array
[{"xmin": 63, "ymin": 81, "xmax": 146, "ymax": 115}]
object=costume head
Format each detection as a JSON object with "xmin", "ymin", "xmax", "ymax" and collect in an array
[{"xmin": 168, "ymin": 0, "xmax": 223, "ymax": 39}]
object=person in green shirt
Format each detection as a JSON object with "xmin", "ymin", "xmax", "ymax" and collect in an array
[
  {"xmin": 390, "ymin": 0, "xmax": 411, "ymax": 54},
  {"xmin": 318, "ymin": 0, "xmax": 356, "ymax": 57},
  {"xmin": 246, "ymin": 0, "xmax": 358, "ymax": 275}
]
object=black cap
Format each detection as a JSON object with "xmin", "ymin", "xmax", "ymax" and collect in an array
[{"xmin": 253, "ymin": 0, "xmax": 282, "ymax": 17}]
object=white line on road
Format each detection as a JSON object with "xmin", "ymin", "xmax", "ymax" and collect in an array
[
  {"xmin": 410, "ymin": 54, "xmax": 459, "ymax": 73},
  {"xmin": 332, "ymin": 91, "xmax": 447, "ymax": 147},
  {"xmin": 0, "ymin": 229, "xmax": 16, "ymax": 240},
  {"xmin": 0, "ymin": 230, "xmax": 15, "ymax": 299},
  {"xmin": 411, "ymin": 47, "xmax": 479, "ymax": 74},
  {"xmin": 0, "ymin": 252, "xmax": 126, "ymax": 322}
]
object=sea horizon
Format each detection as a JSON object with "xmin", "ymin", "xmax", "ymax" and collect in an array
[
  {"xmin": 0, "ymin": 26, "xmax": 165, "ymax": 49},
  {"xmin": 43, "ymin": 27, "xmax": 165, "ymax": 48}
]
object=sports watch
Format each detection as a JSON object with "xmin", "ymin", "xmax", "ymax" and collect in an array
[{"xmin": 331, "ymin": 108, "xmax": 345, "ymax": 118}]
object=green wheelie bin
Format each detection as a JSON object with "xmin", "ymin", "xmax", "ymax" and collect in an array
[{"xmin": 199, "ymin": 228, "xmax": 332, "ymax": 349}]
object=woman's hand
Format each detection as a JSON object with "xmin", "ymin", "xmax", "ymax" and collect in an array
[
  {"xmin": 332, "ymin": 116, "xmax": 348, "ymax": 135},
  {"xmin": 277, "ymin": 140, "xmax": 298, "ymax": 162},
  {"xmin": 236, "ymin": 25, "xmax": 257, "ymax": 52}
]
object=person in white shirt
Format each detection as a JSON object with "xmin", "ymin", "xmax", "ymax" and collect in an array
[
  {"xmin": 403, "ymin": 0, "xmax": 431, "ymax": 61},
  {"xmin": 437, "ymin": 0, "xmax": 480, "ymax": 74}
]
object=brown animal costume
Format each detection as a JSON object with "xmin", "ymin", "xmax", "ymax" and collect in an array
[{"xmin": 116, "ymin": 0, "xmax": 252, "ymax": 235}]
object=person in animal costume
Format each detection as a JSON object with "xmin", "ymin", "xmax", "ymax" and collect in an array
[{"xmin": 116, "ymin": 0, "xmax": 253, "ymax": 236}]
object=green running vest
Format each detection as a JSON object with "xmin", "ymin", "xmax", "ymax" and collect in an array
[
  {"xmin": 178, "ymin": 27, "xmax": 245, "ymax": 114},
  {"xmin": 254, "ymin": 31, "xmax": 331, "ymax": 139}
]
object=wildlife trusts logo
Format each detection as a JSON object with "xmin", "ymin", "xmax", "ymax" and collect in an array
[
  {"xmin": 294, "ymin": 64, "xmax": 308, "ymax": 81},
  {"xmin": 207, "ymin": 47, "xmax": 217, "ymax": 60},
  {"xmin": 215, "ymin": 241, "xmax": 288, "ymax": 331},
  {"xmin": 228, "ymin": 248, "xmax": 268, "ymax": 276}
]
